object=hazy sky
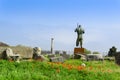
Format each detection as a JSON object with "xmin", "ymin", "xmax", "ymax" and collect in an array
[{"xmin": 0, "ymin": 0, "xmax": 120, "ymax": 53}]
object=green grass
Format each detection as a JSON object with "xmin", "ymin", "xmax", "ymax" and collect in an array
[{"xmin": 0, "ymin": 60, "xmax": 120, "ymax": 80}]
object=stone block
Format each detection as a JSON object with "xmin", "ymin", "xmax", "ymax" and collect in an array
[
  {"xmin": 74, "ymin": 48, "xmax": 84, "ymax": 54},
  {"xmin": 50, "ymin": 56, "xmax": 64, "ymax": 62}
]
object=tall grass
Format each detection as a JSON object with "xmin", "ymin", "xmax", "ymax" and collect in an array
[{"xmin": 0, "ymin": 60, "xmax": 119, "ymax": 80}]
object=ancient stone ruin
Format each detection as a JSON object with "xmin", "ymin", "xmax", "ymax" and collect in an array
[
  {"xmin": 2, "ymin": 48, "xmax": 21, "ymax": 61},
  {"xmin": 86, "ymin": 54, "xmax": 104, "ymax": 61},
  {"xmin": 32, "ymin": 47, "xmax": 46, "ymax": 61},
  {"xmin": 49, "ymin": 56, "xmax": 64, "ymax": 62}
]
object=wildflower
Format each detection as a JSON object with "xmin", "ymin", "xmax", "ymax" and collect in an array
[
  {"xmin": 77, "ymin": 66, "xmax": 84, "ymax": 71},
  {"xmin": 89, "ymin": 66, "xmax": 93, "ymax": 70},
  {"xmin": 97, "ymin": 65, "xmax": 102, "ymax": 69},
  {"xmin": 56, "ymin": 68, "xmax": 60, "ymax": 73},
  {"xmin": 107, "ymin": 69, "xmax": 112, "ymax": 73},
  {"xmin": 67, "ymin": 65, "xmax": 73, "ymax": 70}
]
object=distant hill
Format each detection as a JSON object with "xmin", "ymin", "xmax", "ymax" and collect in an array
[{"xmin": 0, "ymin": 42, "xmax": 9, "ymax": 47}]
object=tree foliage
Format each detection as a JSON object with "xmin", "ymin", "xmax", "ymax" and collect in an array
[
  {"xmin": 108, "ymin": 46, "xmax": 117, "ymax": 57},
  {"xmin": 93, "ymin": 51, "xmax": 100, "ymax": 54},
  {"xmin": 84, "ymin": 49, "xmax": 91, "ymax": 54}
]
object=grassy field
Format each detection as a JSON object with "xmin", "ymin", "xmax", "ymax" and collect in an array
[{"xmin": 0, "ymin": 59, "xmax": 120, "ymax": 80}]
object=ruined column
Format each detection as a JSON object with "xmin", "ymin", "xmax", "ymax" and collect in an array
[{"xmin": 51, "ymin": 38, "xmax": 54, "ymax": 54}]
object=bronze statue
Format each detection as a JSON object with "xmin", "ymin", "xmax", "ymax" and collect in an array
[{"xmin": 75, "ymin": 24, "xmax": 85, "ymax": 48}]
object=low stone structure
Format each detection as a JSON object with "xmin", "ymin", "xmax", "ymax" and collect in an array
[
  {"xmin": 50, "ymin": 56, "xmax": 64, "ymax": 62},
  {"xmin": 74, "ymin": 53, "xmax": 86, "ymax": 60},
  {"xmin": 32, "ymin": 47, "xmax": 47, "ymax": 61},
  {"xmin": 74, "ymin": 54, "xmax": 81, "ymax": 59},
  {"xmin": 32, "ymin": 47, "xmax": 41, "ymax": 59},
  {"xmin": 86, "ymin": 54, "xmax": 104, "ymax": 61},
  {"xmin": 74, "ymin": 48, "xmax": 85, "ymax": 59},
  {"xmin": 60, "ymin": 53, "xmax": 71, "ymax": 60},
  {"xmin": 74, "ymin": 48, "xmax": 84, "ymax": 54},
  {"xmin": 104, "ymin": 57, "xmax": 115, "ymax": 61},
  {"xmin": 33, "ymin": 47, "xmax": 41, "ymax": 56},
  {"xmin": 2, "ymin": 48, "xmax": 21, "ymax": 61}
]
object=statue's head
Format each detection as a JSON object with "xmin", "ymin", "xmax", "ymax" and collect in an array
[{"xmin": 78, "ymin": 25, "xmax": 81, "ymax": 28}]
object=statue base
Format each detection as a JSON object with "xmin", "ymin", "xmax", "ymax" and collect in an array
[
  {"xmin": 74, "ymin": 48, "xmax": 85, "ymax": 59},
  {"xmin": 74, "ymin": 48, "xmax": 85, "ymax": 54}
]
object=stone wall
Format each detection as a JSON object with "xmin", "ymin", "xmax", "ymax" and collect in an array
[{"xmin": 0, "ymin": 46, "xmax": 33, "ymax": 59}]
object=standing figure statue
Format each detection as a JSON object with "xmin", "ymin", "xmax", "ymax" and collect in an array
[{"xmin": 75, "ymin": 25, "xmax": 85, "ymax": 48}]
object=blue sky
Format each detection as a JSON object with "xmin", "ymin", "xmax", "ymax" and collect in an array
[{"xmin": 0, "ymin": 0, "xmax": 120, "ymax": 53}]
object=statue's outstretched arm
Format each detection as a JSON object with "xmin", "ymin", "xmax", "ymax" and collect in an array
[{"xmin": 75, "ymin": 29, "xmax": 77, "ymax": 32}]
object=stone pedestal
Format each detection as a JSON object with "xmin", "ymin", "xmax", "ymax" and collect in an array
[
  {"xmin": 74, "ymin": 48, "xmax": 85, "ymax": 59},
  {"xmin": 74, "ymin": 48, "xmax": 84, "ymax": 54}
]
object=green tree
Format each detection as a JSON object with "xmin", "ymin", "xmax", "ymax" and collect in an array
[
  {"xmin": 84, "ymin": 48, "xmax": 91, "ymax": 54},
  {"xmin": 108, "ymin": 46, "xmax": 117, "ymax": 57},
  {"xmin": 93, "ymin": 51, "xmax": 100, "ymax": 54}
]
